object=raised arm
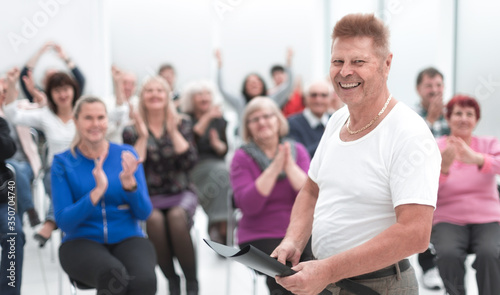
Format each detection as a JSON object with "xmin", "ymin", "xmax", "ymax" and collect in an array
[
  {"xmin": 5, "ymin": 67, "xmax": 20, "ymax": 105},
  {"xmin": 269, "ymin": 48, "xmax": 294, "ymax": 108},
  {"xmin": 214, "ymin": 49, "xmax": 245, "ymax": 113},
  {"xmin": 20, "ymin": 41, "xmax": 53, "ymax": 101},
  {"xmin": 54, "ymin": 43, "xmax": 85, "ymax": 94}
]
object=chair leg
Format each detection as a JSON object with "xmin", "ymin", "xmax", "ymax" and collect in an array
[
  {"xmin": 251, "ymin": 269, "xmax": 258, "ymax": 295},
  {"xmin": 69, "ymin": 282, "xmax": 77, "ymax": 295}
]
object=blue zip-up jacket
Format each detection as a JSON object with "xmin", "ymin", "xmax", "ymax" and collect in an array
[{"xmin": 52, "ymin": 143, "xmax": 152, "ymax": 244}]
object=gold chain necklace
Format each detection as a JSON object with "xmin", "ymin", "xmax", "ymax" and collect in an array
[{"xmin": 346, "ymin": 94, "xmax": 393, "ymax": 135}]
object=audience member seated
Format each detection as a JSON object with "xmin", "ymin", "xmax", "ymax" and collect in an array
[
  {"xmin": 2, "ymin": 68, "xmax": 41, "ymax": 227},
  {"xmin": 106, "ymin": 66, "xmax": 137, "ymax": 144},
  {"xmin": 19, "ymin": 41, "xmax": 85, "ymax": 104},
  {"xmin": 415, "ymin": 66, "xmax": 448, "ymax": 290},
  {"xmin": 288, "ymin": 80, "xmax": 332, "ymax": 158},
  {"xmin": 267, "ymin": 49, "xmax": 304, "ymax": 117},
  {"xmin": 214, "ymin": 49, "xmax": 294, "ymax": 115},
  {"xmin": 230, "ymin": 96, "xmax": 313, "ymax": 295},
  {"xmin": 52, "ymin": 96, "xmax": 156, "ymax": 295},
  {"xmin": 180, "ymin": 80, "xmax": 230, "ymax": 245},
  {"xmin": 432, "ymin": 95, "xmax": 500, "ymax": 295},
  {"xmin": 158, "ymin": 64, "xmax": 180, "ymax": 103},
  {"xmin": 122, "ymin": 76, "xmax": 199, "ymax": 295},
  {"xmin": 0, "ymin": 116, "xmax": 25, "ymax": 295},
  {"xmin": 414, "ymin": 67, "xmax": 449, "ymax": 137},
  {"xmin": 4, "ymin": 70, "xmax": 80, "ymax": 247}
]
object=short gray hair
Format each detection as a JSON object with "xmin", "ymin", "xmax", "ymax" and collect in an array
[{"xmin": 241, "ymin": 96, "xmax": 289, "ymax": 143}]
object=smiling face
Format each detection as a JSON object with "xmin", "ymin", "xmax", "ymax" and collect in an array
[
  {"xmin": 246, "ymin": 108, "xmax": 279, "ymax": 143},
  {"xmin": 75, "ymin": 102, "xmax": 108, "ymax": 144},
  {"xmin": 417, "ymin": 74, "xmax": 444, "ymax": 110},
  {"xmin": 447, "ymin": 105, "xmax": 478, "ymax": 139},
  {"xmin": 192, "ymin": 89, "xmax": 212, "ymax": 114},
  {"xmin": 245, "ymin": 75, "xmax": 265, "ymax": 98},
  {"xmin": 141, "ymin": 80, "xmax": 168, "ymax": 112},
  {"xmin": 51, "ymin": 84, "xmax": 75, "ymax": 109},
  {"xmin": 122, "ymin": 73, "xmax": 137, "ymax": 99},
  {"xmin": 329, "ymin": 36, "xmax": 392, "ymax": 108},
  {"xmin": 159, "ymin": 68, "xmax": 176, "ymax": 88},
  {"xmin": 306, "ymin": 82, "xmax": 330, "ymax": 118}
]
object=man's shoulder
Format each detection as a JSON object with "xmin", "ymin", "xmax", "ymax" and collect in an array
[
  {"xmin": 386, "ymin": 103, "xmax": 434, "ymax": 137},
  {"xmin": 288, "ymin": 113, "xmax": 309, "ymax": 129},
  {"xmin": 288, "ymin": 112, "xmax": 306, "ymax": 123}
]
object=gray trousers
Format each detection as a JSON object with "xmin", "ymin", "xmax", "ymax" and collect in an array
[
  {"xmin": 189, "ymin": 159, "xmax": 230, "ymax": 224},
  {"xmin": 432, "ymin": 222, "xmax": 500, "ymax": 295},
  {"xmin": 326, "ymin": 265, "xmax": 418, "ymax": 295}
]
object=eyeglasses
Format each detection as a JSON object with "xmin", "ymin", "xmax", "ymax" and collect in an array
[
  {"xmin": 247, "ymin": 113, "xmax": 275, "ymax": 124},
  {"xmin": 310, "ymin": 92, "xmax": 329, "ymax": 98}
]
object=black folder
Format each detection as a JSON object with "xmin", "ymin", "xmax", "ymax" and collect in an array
[
  {"xmin": 204, "ymin": 239, "xmax": 295, "ymax": 277},
  {"xmin": 204, "ymin": 239, "xmax": 332, "ymax": 295}
]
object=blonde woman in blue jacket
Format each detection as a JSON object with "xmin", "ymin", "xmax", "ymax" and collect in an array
[{"xmin": 52, "ymin": 96, "xmax": 156, "ymax": 295}]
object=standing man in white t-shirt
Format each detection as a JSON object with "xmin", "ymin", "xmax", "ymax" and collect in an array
[{"xmin": 271, "ymin": 13, "xmax": 441, "ymax": 295}]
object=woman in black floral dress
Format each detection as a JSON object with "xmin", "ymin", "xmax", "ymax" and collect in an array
[{"xmin": 123, "ymin": 76, "xmax": 199, "ymax": 295}]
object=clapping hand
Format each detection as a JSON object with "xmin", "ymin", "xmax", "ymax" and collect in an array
[
  {"xmin": 270, "ymin": 144, "xmax": 287, "ymax": 175},
  {"xmin": 119, "ymin": 150, "xmax": 140, "ymax": 191},
  {"xmin": 208, "ymin": 128, "xmax": 226, "ymax": 155},
  {"xmin": 448, "ymin": 136, "xmax": 484, "ymax": 165},
  {"xmin": 426, "ymin": 95, "xmax": 444, "ymax": 124},
  {"xmin": 21, "ymin": 69, "xmax": 47, "ymax": 105},
  {"xmin": 129, "ymin": 102, "xmax": 148, "ymax": 139},
  {"xmin": 166, "ymin": 102, "xmax": 181, "ymax": 135},
  {"xmin": 91, "ymin": 149, "xmax": 108, "ymax": 204}
]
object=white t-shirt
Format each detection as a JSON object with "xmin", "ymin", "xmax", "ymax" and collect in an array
[{"xmin": 309, "ymin": 103, "xmax": 441, "ymax": 260}]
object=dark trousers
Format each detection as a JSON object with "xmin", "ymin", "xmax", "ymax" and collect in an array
[
  {"xmin": 240, "ymin": 238, "xmax": 313, "ymax": 295},
  {"xmin": 418, "ymin": 246, "xmax": 436, "ymax": 273},
  {"xmin": 432, "ymin": 222, "xmax": 500, "ymax": 295},
  {"xmin": 59, "ymin": 237, "xmax": 157, "ymax": 295}
]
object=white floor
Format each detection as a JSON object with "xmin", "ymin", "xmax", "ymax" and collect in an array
[{"xmin": 17, "ymin": 205, "xmax": 480, "ymax": 295}]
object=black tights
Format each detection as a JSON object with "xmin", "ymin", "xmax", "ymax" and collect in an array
[{"xmin": 147, "ymin": 208, "xmax": 197, "ymax": 291}]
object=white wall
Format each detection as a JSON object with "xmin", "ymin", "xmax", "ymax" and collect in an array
[
  {"xmin": 455, "ymin": 0, "xmax": 500, "ymax": 138},
  {"xmin": 109, "ymin": 0, "xmax": 326, "ymax": 96},
  {"xmin": 1, "ymin": 0, "xmax": 499, "ymax": 140},
  {"xmin": 0, "ymin": 0, "xmax": 111, "ymax": 98},
  {"xmin": 385, "ymin": 0, "xmax": 455, "ymax": 107}
]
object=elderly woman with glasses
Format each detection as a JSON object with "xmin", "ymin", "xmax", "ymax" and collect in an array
[
  {"xmin": 230, "ymin": 96, "xmax": 313, "ymax": 295},
  {"xmin": 432, "ymin": 94, "xmax": 500, "ymax": 295}
]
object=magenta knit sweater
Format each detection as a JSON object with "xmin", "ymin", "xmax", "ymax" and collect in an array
[{"xmin": 230, "ymin": 142, "xmax": 310, "ymax": 245}]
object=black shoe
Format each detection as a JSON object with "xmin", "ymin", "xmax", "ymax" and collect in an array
[
  {"xmin": 168, "ymin": 275, "xmax": 181, "ymax": 295},
  {"xmin": 33, "ymin": 233, "xmax": 49, "ymax": 248},
  {"xmin": 186, "ymin": 279, "xmax": 198, "ymax": 295},
  {"xmin": 27, "ymin": 208, "xmax": 41, "ymax": 227}
]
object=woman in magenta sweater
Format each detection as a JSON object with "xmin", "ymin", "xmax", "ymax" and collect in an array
[
  {"xmin": 432, "ymin": 94, "xmax": 500, "ymax": 295},
  {"xmin": 230, "ymin": 96, "xmax": 312, "ymax": 295}
]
